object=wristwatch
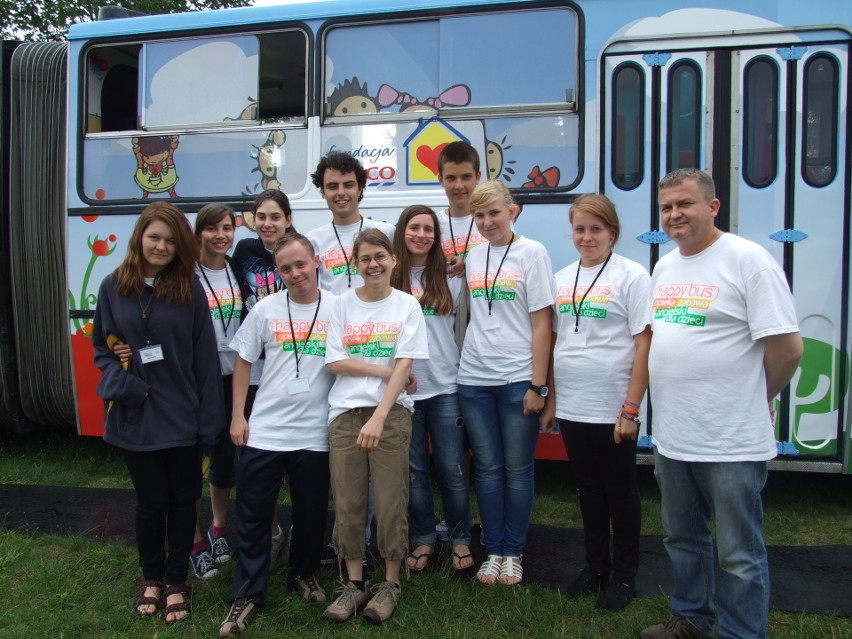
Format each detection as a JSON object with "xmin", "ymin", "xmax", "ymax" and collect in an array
[{"xmin": 529, "ymin": 383, "xmax": 549, "ymax": 398}]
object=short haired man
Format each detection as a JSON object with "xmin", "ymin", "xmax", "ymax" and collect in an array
[
  {"xmin": 307, "ymin": 152, "xmax": 395, "ymax": 294},
  {"xmin": 640, "ymin": 169, "xmax": 803, "ymax": 639},
  {"xmin": 219, "ymin": 234, "xmax": 338, "ymax": 637}
]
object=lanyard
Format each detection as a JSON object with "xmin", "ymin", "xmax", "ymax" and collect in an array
[
  {"xmin": 286, "ymin": 291, "xmax": 321, "ymax": 378},
  {"xmin": 138, "ymin": 286, "xmax": 155, "ymax": 344},
  {"xmin": 572, "ymin": 251, "xmax": 612, "ymax": 332},
  {"xmin": 448, "ymin": 215, "xmax": 475, "ymax": 257},
  {"xmin": 332, "ymin": 216, "xmax": 364, "ymax": 288},
  {"xmin": 199, "ymin": 265, "xmax": 236, "ymax": 334},
  {"xmin": 484, "ymin": 233, "xmax": 515, "ymax": 316}
]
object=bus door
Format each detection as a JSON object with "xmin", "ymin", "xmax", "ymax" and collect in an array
[{"xmin": 602, "ymin": 38, "xmax": 850, "ymax": 464}]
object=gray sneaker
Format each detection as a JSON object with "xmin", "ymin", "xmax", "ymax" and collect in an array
[
  {"xmin": 362, "ymin": 581, "xmax": 401, "ymax": 624},
  {"xmin": 293, "ymin": 574, "xmax": 327, "ymax": 604},
  {"xmin": 219, "ymin": 597, "xmax": 258, "ymax": 637},
  {"xmin": 639, "ymin": 615, "xmax": 714, "ymax": 639},
  {"xmin": 322, "ymin": 581, "xmax": 369, "ymax": 622}
]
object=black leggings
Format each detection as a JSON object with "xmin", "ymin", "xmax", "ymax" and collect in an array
[
  {"xmin": 122, "ymin": 444, "xmax": 202, "ymax": 584},
  {"xmin": 559, "ymin": 419, "xmax": 640, "ymax": 583}
]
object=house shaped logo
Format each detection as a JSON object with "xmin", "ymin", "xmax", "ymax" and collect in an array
[{"xmin": 403, "ymin": 117, "xmax": 470, "ymax": 186}]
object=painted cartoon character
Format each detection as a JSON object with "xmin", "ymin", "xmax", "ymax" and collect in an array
[
  {"xmin": 242, "ymin": 130, "xmax": 286, "ymax": 206},
  {"xmin": 225, "ymin": 98, "xmax": 258, "ymax": 121},
  {"xmin": 377, "ymin": 83, "xmax": 471, "ymax": 113},
  {"xmin": 485, "ymin": 135, "xmax": 516, "ymax": 182},
  {"xmin": 132, "ymin": 135, "xmax": 179, "ymax": 198},
  {"xmin": 328, "ymin": 77, "xmax": 378, "ymax": 115}
]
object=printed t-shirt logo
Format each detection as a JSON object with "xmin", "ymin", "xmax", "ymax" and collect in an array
[
  {"xmin": 469, "ymin": 269, "xmax": 522, "ymax": 302},
  {"xmin": 271, "ymin": 318, "xmax": 329, "ymax": 356},
  {"xmin": 441, "ymin": 232, "xmax": 486, "ymax": 259},
  {"xmin": 321, "ymin": 246, "xmax": 357, "ymax": 278},
  {"xmin": 343, "ymin": 321, "xmax": 401, "ymax": 358},
  {"xmin": 411, "ymin": 285, "xmax": 437, "ymax": 316},
  {"xmin": 206, "ymin": 288, "xmax": 242, "ymax": 320},
  {"xmin": 652, "ymin": 283, "xmax": 720, "ymax": 327},
  {"xmin": 555, "ymin": 284, "xmax": 613, "ymax": 319}
]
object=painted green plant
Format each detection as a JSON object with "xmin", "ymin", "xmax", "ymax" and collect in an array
[{"xmin": 68, "ymin": 234, "xmax": 117, "ymax": 336}]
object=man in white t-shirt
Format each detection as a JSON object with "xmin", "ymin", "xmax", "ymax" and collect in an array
[
  {"xmin": 219, "ymin": 234, "xmax": 338, "ymax": 637},
  {"xmin": 306, "ymin": 152, "xmax": 395, "ymax": 294},
  {"xmin": 641, "ymin": 169, "xmax": 803, "ymax": 639}
]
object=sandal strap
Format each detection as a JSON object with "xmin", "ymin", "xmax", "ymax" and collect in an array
[
  {"xmin": 477, "ymin": 554, "xmax": 503, "ymax": 577},
  {"xmin": 499, "ymin": 557, "xmax": 523, "ymax": 578},
  {"xmin": 164, "ymin": 583, "xmax": 193, "ymax": 597}
]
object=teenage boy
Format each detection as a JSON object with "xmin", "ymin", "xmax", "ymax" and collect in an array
[
  {"xmin": 436, "ymin": 141, "xmax": 484, "ymax": 348},
  {"xmin": 307, "ymin": 152, "xmax": 395, "ymax": 295},
  {"xmin": 219, "ymin": 234, "xmax": 338, "ymax": 638}
]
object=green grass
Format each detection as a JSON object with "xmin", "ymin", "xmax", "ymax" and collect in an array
[
  {"xmin": 0, "ymin": 530, "xmax": 850, "ymax": 639},
  {"xmin": 1, "ymin": 428, "xmax": 852, "ymax": 638}
]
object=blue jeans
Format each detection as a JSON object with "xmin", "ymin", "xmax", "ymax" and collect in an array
[
  {"xmin": 409, "ymin": 392, "xmax": 471, "ymax": 548},
  {"xmin": 457, "ymin": 382, "xmax": 540, "ymax": 557},
  {"xmin": 654, "ymin": 451, "xmax": 770, "ymax": 639}
]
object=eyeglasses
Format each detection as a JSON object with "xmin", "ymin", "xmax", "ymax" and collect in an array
[{"xmin": 357, "ymin": 253, "xmax": 391, "ymax": 266}]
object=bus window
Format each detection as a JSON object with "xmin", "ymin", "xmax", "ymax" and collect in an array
[
  {"xmin": 87, "ymin": 30, "xmax": 306, "ymax": 133},
  {"xmin": 802, "ymin": 53, "xmax": 838, "ymax": 188},
  {"xmin": 667, "ymin": 60, "xmax": 701, "ymax": 173},
  {"xmin": 743, "ymin": 56, "xmax": 778, "ymax": 189},
  {"xmin": 323, "ymin": 7, "xmax": 577, "ymax": 120},
  {"xmin": 612, "ymin": 62, "xmax": 644, "ymax": 190}
]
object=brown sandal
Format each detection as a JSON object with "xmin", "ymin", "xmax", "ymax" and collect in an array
[
  {"xmin": 132, "ymin": 578, "xmax": 162, "ymax": 617},
  {"xmin": 163, "ymin": 583, "xmax": 192, "ymax": 625}
]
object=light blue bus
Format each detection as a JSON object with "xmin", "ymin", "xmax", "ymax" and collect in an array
[{"xmin": 2, "ymin": 0, "xmax": 850, "ymax": 471}]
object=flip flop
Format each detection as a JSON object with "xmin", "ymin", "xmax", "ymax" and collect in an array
[
  {"xmin": 452, "ymin": 551, "xmax": 474, "ymax": 571},
  {"xmin": 405, "ymin": 550, "xmax": 431, "ymax": 571}
]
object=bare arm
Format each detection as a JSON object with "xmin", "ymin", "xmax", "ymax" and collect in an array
[
  {"xmin": 356, "ymin": 358, "xmax": 414, "ymax": 452},
  {"xmin": 327, "ymin": 359, "xmax": 394, "ymax": 383},
  {"xmin": 539, "ymin": 331, "xmax": 557, "ymax": 432},
  {"xmin": 523, "ymin": 306, "xmax": 553, "ymax": 416},
  {"xmin": 230, "ymin": 356, "xmax": 251, "ymax": 447},
  {"xmin": 763, "ymin": 332, "xmax": 804, "ymax": 400},
  {"xmin": 615, "ymin": 326, "xmax": 651, "ymax": 444}
]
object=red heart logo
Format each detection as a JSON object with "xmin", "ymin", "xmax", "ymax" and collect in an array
[{"xmin": 416, "ymin": 143, "xmax": 448, "ymax": 177}]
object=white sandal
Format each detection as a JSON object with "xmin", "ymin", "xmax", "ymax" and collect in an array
[
  {"xmin": 476, "ymin": 555, "xmax": 503, "ymax": 586},
  {"xmin": 499, "ymin": 556, "xmax": 523, "ymax": 586}
]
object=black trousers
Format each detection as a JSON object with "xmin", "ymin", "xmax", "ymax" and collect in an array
[
  {"xmin": 230, "ymin": 446, "xmax": 330, "ymax": 607},
  {"xmin": 559, "ymin": 419, "xmax": 640, "ymax": 583},
  {"xmin": 122, "ymin": 444, "xmax": 202, "ymax": 584}
]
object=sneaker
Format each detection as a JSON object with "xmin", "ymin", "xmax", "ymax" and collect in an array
[
  {"xmin": 595, "ymin": 580, "xmax": 634, "ymax": 611},
  {"xmin": 293, "ymin": 574, "xmax": 327, "ymax": 604},
  {"xmin": 269, "ymin": 526, "xmax": 285, "ymax": 565},
  {"xmin": 219, "ymin": 597, "xmax": 258, "ymax": 637},
  {"xmin": 639, "ymin": 615, "xmax": 714, "ymax": 639},
  {"xmin": 208, "ymin": 524, "xmax": 231, "ymax": 565},
  {"xmin": 320, "ymin": 541, "xmax": 338, "ymax": 566},
  {"xmin": 564, "ymin": 565, "xmax": 607, "ymax": 598},
  {"xmin": 435, "ymin": 519, "xmax": 449, "ymax": 541},
  {"xmin": 362, "ymin": 581, "xmax": 401, "ymax": 624},
  {"xmin": 190, "ymin": 548, "xmax": 219, "ymax": 580},
  {"xmin": 322, "ymin": 581, "xmax": 370, "ymax": 623}
]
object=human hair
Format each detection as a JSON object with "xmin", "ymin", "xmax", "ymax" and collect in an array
[
  {"xmin": 438, "ymin": 141, "xmax": 480, "ymax": 175},
  {"xmin": 352, "ymin": 227, "xmax": 393, "ymax": 261},
  {"xmin": 115, "ymin": 202, "xmax": 197, "ymax": 304},
  {"xmin": 391, "ymin": 205, "xmax": 453, "ymax": 316},
  {"xmin": 569, "ymin": 194, "xmax": 621, "ymax": 245},
  {"xmin": 469, "ymin": 179, "xmax": 515, "ymax": 213},
  {"xmin": 659, "ymin": 168, "xmax": 716, "ymax": 202},
  {"xmin": 310, "ymin": 151, "xmax": 367, "ymax": 199},
  {"xmin": 252, "ymin": 189, "xmax": 297, "ymax": 234},
  {"xmin": 194, "ymin": 203, "xmax": 235, "ymax": 238},
  {"xmin": 272, "ymin": 233, "xmax": 315, "ymax": 266}
]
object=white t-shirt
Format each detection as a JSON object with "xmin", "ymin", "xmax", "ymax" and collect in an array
[
  {"xmin": 229, "ymin": 290, "xmax": 338, "ymax": 452},
  {"xmin": 552, "ymin": 253, "xmax": 651, "ymax": 423},
  {"xmin": 649, "ymin": 233, "xmax": 799, "ymax": 462},
  {"xmin": 437, "ymin": 209, "xmax": 487, "ymax": 259},
  {"xmin": 408, "ymin": 266, "xmax": 461, "ymax": 400},
  {"xmin": 306, "ymin": 217, "xmax": 396, "ymax": 294},
  {"xmin": 196, "ymin": 263, "xmax": 243, "ymax": 375},
  {"xmin": 326, "ymin": 288, "xmax": 429, "ymax": 422},
  {"xmin": 457, "ymin": 236, "xmax": 554, "ymax": 385}
]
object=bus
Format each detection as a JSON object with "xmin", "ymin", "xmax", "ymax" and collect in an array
[{"xmin": 1, "ymin": 0, "xmax": 850, "ymax": 472}]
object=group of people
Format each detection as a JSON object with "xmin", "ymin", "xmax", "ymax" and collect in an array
[{"xmin": 93, "ymin": 141, "xmax": 803, "ymax": 639}]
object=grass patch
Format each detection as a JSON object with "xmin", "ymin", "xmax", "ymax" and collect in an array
[{"xmin": 0, "ymin": 530, "xmax": 850, "ymax": 639}]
